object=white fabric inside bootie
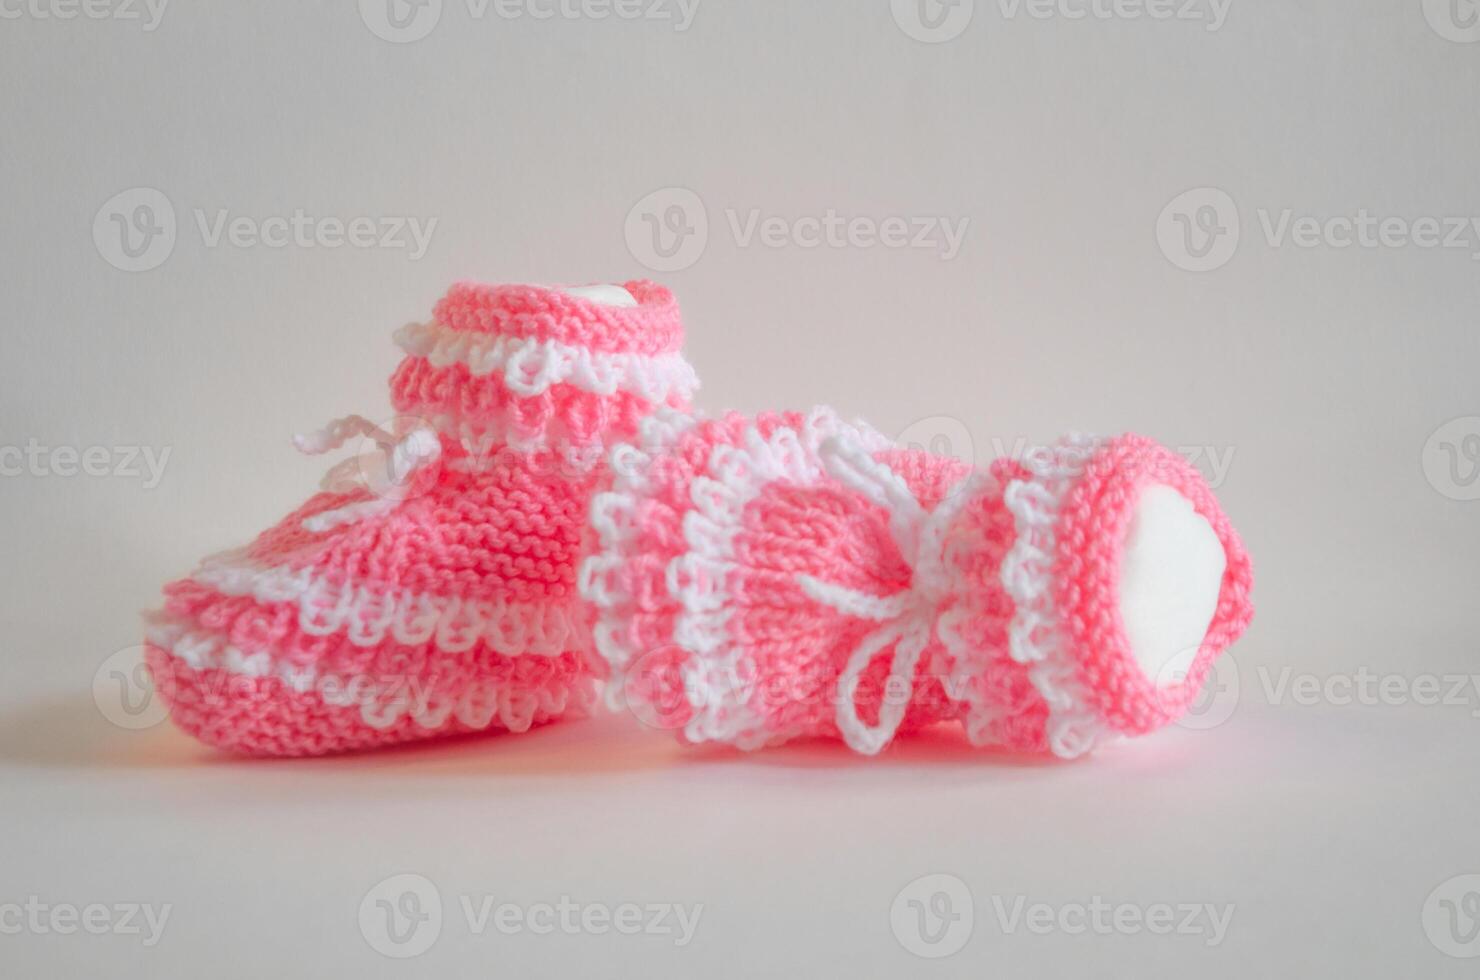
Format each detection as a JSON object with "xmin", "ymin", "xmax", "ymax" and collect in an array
[
  {"xmin": 1117, "ymin": 484, "xmax": 1226, "ymax": 684},
  {"xmin": 558, "ymin": 284, "xmax": 638, "ymax": 308}
]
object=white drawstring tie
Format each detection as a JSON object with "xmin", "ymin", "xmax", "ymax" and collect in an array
[
  {"xmin": 292, "ymin": 415, "xmax": 442, "ymax": 533},
  {"xmin": 796, "ymin": 435, "xmax": 989, "ymax": 755}
]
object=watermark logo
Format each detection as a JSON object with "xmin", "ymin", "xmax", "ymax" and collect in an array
[
  {"xmin": 618, "ymin": 646, "xmax": 694, "ymax": 732},
  {"xmin": 1423, "ymin": 417, "xmax": 1480, "ymax": 501},
  {"xmin": 1157, "ymin": 187, "xmax": 1239, "ymax": 272},
  {"xmin": 360, "ymin": 874, "xmax": 443, "ymax": 959},
  {"xmin": 891, "ymin": 873, "xmax": 973, "ymax": 958},
  {"xmin": 0, "ymin": 0, "xmax": 169, "ymax": 30},
  {"xmin": 359, "ymin": 0, "xmax": 443, "ymax": 42},
  {"xmin": 93, "ymin": 187, "xmax": 176, "ymax": 272},
  {"xmin": 897, "ymin": 416, "xmax": 976, "ymax": 467},
  {"xmin": 1422, "ymin": 0, "xmax": 1480, "ymax": 42},
  {"xmin": 1424, "ymin": 874, "xmax": 1480, "ymax": 957},
  {"xmin": 891, "ymin": 0, "xmax": 975, "ymax": 43},
  {"xmin": 1158, "ymin": 648, "xmax": 1240, "ymax": 731},
  {"xmin": 625, "ymin": 187, "xmax": 709, "ymax": 272},
  {"xmin": 93, "ymin": 646, "xmax": 173, "ymax": 731},
  {"xmin": 320, "ymin": 414, "xmax": 444, "ymax": 510}
]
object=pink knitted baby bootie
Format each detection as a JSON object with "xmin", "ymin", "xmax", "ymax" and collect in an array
[
  {"xmin": 581, "ymin": 408, "xmax": 1253, "ymax": 758},
  {"xmin": 145, "ymin": 281, "xmax": 697, "ymax": 756}
]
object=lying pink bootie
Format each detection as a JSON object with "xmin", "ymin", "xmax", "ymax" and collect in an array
[
  {"xmin": 581, "ymin": 408, "xmax": 1253, "ymax": 758},
  {"xmin": 144, "ymin": 281, "xmax": 697, "ymax": 756}
]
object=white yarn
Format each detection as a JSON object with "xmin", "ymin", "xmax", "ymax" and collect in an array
[
  {"xmin": 189, "ymin": 552, "xmax": 582, "ymax": 654},
  {"xmin": 394, "ymin": 321, "xmax": 700, "ymax": 402},
  {"xmin": 579, "ymin": 407, "xmax": 699, "ymax": 702},
  {"xmin": 292, "ymin": 415, "xmax": 442, "ymax": 533},
  {"xmin": 796, "ymin": 435, "xmax": 993, "ymax": 755},
  {"xmin": 999, "ymin": 436, "xmax": 1113, "ymax": 759},
  {"xmin": 144, "ymin": 614, "xmax": 590, "ymax": 734},
  {"xmin": 669, "ymin": 424, "xmax": 819, "ymax": 748},
  {"xmin": 417, "ymin": 411, "xmax": 653, "ymax": 471}
]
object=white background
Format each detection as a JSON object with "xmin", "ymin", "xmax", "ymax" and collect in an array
[{"xmin": 2, "ymin": 1, "xmax": 1478, "ymax": 976}]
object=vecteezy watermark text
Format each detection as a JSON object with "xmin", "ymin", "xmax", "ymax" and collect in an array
[
  {"xmin": 358, "ymin": 874, "xmax": 702, "ymax": 959},
  {"xmin": 1, "ymin": 440, "xmax": 170, "ymax": 488},
  {"xmin": 995, "ymin": 0, "xmax": 1231, "ymax": 29},
  {"xmin": 359, "ymin": 0, "xmax": 700, "ymax": 43},
  {"xmin": 1163, "ymin": 657, "xmax": 1480, "ymax": 734},
  {"xmin": 0, "ymin": 898, "xmax": 172, "ymax": 947},
  {"xmin": 726, "ymin": 209, "xmax": 970, "ymax": 260},
  {"xmin": 889, "ymin": 874, "xmax": 1233, "ymax": 958},
  {"xmin": 624, "ymin": 187, "xmax": 970, "ymax": 271},
  {"xmin": 1158, "ymin": 187, "xmax": 1480, "ymax": 272},
  {"xmin": 93, "ymin": 188, "xmax": 438, "ymax": 272},
  {"xmin": 1260, "ymin": 667, "xmax": 1480, "ymax": 716},
  {"xmin": 0, "ymin": 0, "xmax": 167, "ymax": 29},
  {"xmin": 891, "ymin": 0, "xmax": 1231, "ymax": 43},
  {"xmin": 990, "ymin": 895, "xmax": 1235, "ymax": 947}
]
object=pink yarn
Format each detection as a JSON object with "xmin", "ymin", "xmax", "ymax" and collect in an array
[
  {"xmin": 581, "ymin": 409, "xmax": 1254, "ymax": 758},
  {"xmin": 144, "ymin": 281, "xmax": 694, "ymax": 756}
]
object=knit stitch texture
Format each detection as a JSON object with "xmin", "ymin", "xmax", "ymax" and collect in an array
[
  {"xmin": 581, "ymin": 409, "xmax": 1253, "ymax": 758},
  {"xmin": 144, "ymin": 281, "xmax": 695, "ymax": 756}
]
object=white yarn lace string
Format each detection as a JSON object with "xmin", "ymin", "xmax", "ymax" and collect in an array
[
  {"xmin": 292, "ymin": 415, "xmax": 442, "ymax": 533},
  {"xmin": 795, "ymin": 435, "xmax": 989, "ymax": 755}
]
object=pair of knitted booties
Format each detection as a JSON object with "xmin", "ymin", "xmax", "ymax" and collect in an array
[{"xmin": 143, "ymin": 280, "xmax": 1253, "ymax": 759}]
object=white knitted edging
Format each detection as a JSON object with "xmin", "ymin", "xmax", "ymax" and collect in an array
[
  {"xmin": 998, "ymin": 435, "xmax": 1113, "ymax": 759},
  {"xmin": 579, "ymin": 407, "xmax": 698, "ymax": 705},
  {"xmin": 395, "ymin": 321, "xmax": 700, "ymax": 403},
  {"xmin": 410, "ymin": 411, "xmax": 658, "ymax": 468},
  {"xmin": 144, "ymin": 615, "xmax": 590, "ymax": 734},
  {"xmin": 191, "ymin": 552, "xmax": 582, "ymax": 655}
]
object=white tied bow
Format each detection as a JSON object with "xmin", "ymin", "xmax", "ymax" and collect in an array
[
  {"xmin": 292, "ymin": 415, "xmax": 442, "ymax": 533},
  {"xmin": 796, "ymin": 436, "xmax": 990, "ymax": 755}
]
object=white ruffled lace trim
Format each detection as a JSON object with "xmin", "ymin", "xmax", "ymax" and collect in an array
[
  {"xmin": 998, "ymin": 435, "xmax": 1112, "ymax": 759},
  {"xmin": 144, "ymin": 616, "xmax": 590, "ymax": 734},
  {"xmin": 190, "ymin": 552, "xmax": 583, "ymax": 655},
  {"xmin": 674, "ymin": 415, "xmax": 847, "ymax": 748},
  {"xmin": 580, "ymin": 408, "xmax": 698, "ymax": 697},
  {"xmin": 395, "ymin": 321, "xmax": 700, "ymax": 403},
  {"xmin": 409, "ymin": 412, "xmax": 649, "ymax": 469}
]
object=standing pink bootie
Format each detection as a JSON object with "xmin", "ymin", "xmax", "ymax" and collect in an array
[
  {"xmin": 144, "ymin": 281, "xmax": 698, "ymax": 756},
  {"xmin": 581, "ymin": 408, "xmax": 1253, "ymax": 758}
]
